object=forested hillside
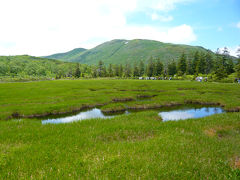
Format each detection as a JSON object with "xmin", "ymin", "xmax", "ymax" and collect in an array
[
  {"xmin": 0, "ymin": 55, "xmax": 87, "ymax": 79},
  {"xmin": 45, "ymin": 39, "xmax": 214, "ymax": 65}
]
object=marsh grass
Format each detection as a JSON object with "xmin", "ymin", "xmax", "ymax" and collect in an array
[
  {"xmin": 0, "ymin": 79, "xmax": 240, "ymax": 178},
  {"xmin": 0, "ymin": 79, "xmax": 239, "ymax": 119}
]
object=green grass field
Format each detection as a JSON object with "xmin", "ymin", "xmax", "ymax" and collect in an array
[{"xmin": 0, "ymin": 79, "xmax": 240, "ymax": 179}]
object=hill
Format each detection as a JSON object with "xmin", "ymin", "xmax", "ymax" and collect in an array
[
  {"xmin": 43, "ymin": 48, "xmax": 87, "ymax": 62},
  {"xmin": 0, "ymin": 55, "xmax": 80, "ymax": 78},
  {"xmin": 45, "ymin": 39, "xmax": 214, "ymax": 65}
]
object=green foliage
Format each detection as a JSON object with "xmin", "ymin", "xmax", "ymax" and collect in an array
[
  {"xmin": 236, "ymin": 59, "xmax": 240, "ymax": 78},
  {"xmin": 205, "ymin": 51, "xmax": 214, "ymax": 74},
  {"xmin": 168, "ymin": 60, "xmax": 177, "ymax": 76},
  {"xmin": 44, "ymin": 48, "xmax": 87, "ymax": 62},
  {"xmin": 108, "ymin": 64, "xmax": 113, "ymax": 77},
  {"xmin": 155, "ymin": 58, "xmax": 163, "ymax": 76},
  {"xmin": 133, "ymin": 62, "xmax": 139, "ymax": 77},
  {"xmin": 98, "ymin": 60, "xmax": 104, "ymax": 77},
  {"xmin": 74, "ymin": 64, "xmax": 81, "ymax": 78},
  {"xmin": 124, "ymin": 63, "xmax": 132, "ymax": 77},
  {"xmin": 177, "ymin": 52, "xmax": 187, "ymax": 75},
  {"xmin": 0, "ymin": 80, "xmax": 240, "ymax": 178},
  {"xmin": 0, "ymin": 55, "xmax": 89, "ymax": 79},
  {"xmin": 139, "ymin": 60, "xmax": 145, "ymax": 76},
  {"xmin": 147, "ymin": 57, "xmax": 154, "ymax": 77},
  {"xmin": 198, "ymin": 53, "xmax": 207, "ymax": 74},
  {"xmin": 193, "ymin": 51, "xmax": 200, "ymax": 74},
  {"xmin": 45, "ymin": 39, "xmax": 214, "ymax": 65},
  {"xmin": 215, "ymin": 65, "xmax": 228, "ymax": 80}
]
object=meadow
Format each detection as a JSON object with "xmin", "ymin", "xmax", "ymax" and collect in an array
[{"xmin": 0, "ymin": 79, "xmax": 240, "ymax": 179}]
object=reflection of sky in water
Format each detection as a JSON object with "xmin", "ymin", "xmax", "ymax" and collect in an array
[
  {"xmin": 42, "ymin": 107, "xmax": 224, "ymax": 124},
  {"xmin": 42, "ymin": 108, "xmax": 113, "ymax": 124},
  {"xmin": 159, "ymin": 107, "xmax": 224, "ymax": 122}
]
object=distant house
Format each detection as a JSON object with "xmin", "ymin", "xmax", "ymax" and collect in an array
[
  {"xmin": 139, "ymin": 77, "xmax": 144, "ymax": 80},
  {"xmin": 145, "ymin": 77, "xmax": 150, "ymax": 80},
  {"xmin": 150, "ymin": 77, "xmax": 156, "ymax": 80}
]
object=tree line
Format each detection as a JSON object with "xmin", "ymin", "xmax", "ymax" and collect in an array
[
  {"xmin": 85, "ymin": 49, "xmax": 239, "ymax": 80},
  {"xmin": 0, "ymin": 49, "xmax": 240, "ymax": 81}
]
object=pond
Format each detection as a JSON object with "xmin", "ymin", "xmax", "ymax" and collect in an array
[
  {"xmin": 42, "ymin": 105, "xmax": 224, "ymax": 124},
  {"xmin": 159, "ymin": 107, "xmax": 224, "ymax": 121},
  {"xmin": 42, "ymin": 108, "xmax": 116, "ymax": 124}
]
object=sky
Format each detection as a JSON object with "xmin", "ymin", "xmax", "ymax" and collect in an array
[{"xmin": 0, "ymin": 0, "xmax": 239, "ymax": 56}]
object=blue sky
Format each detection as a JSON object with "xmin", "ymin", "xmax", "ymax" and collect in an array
[
  {"xmin": 126, "ymin": 0, "xmax": 240, "ymax": 53},
  {"xmin": 0, "ymin": 0, "xmax": 239, "ymax": 56}
]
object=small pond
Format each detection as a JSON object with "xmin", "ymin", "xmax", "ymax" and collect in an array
[
  {"xmin": 42, "ymin": 108, "xmax": 128, "ymax": 124},
  {"xmin": 42, "ymin": 105, "xmax": 224, "ymax": 124},
  {"xmin": 159, "ymin": 107, "xmax": 224, "ymax": 122}
]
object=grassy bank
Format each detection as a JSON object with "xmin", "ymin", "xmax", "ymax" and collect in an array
[
  {"xmin": 0, "ymin": 79, "xmax": 240, "ymax": 119},
  {"xmin": 0, "ymin": 79, "xmax": 240, "ymax": 178}
]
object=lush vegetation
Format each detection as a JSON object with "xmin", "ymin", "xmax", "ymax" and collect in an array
[
  {"xmin": 45, "ymin": 39, "xmax": 214, "ymax": 65},
  {"xmin": 43, "ymin": 48, "xmax": 86, "ymax": 62},
  {"xmin": 0, "ymin": 55, "xmax": 91, "ymax": 80},
  {"xmin": 1, "ymin": 79, "xmax": 240, "ymax": 120},
  {"xmin": 0, "ymin": 79, "xmax": 240, "ymax": 179},
  {"xmin": 85, "ymin": 51, "xmax": 239, "ymax": 82},
  {"xmin": 1, "ymin": 49, "xmax": 239, "ymax": 83}
]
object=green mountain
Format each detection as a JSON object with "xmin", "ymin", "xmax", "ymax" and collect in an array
[
  {"xmin": 45, "ymin": 39, "xmax": 214, "ymax": 65},
  {"xmin": 44, "ymin": 48, "xmax": 87, "ymax": 62}
]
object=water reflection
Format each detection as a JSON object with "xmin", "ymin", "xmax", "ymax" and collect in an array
[
  {"xmin": 42, "ymin": 106, "xmax": 225, "ymax": 124},
  {"xmin": 159, "ymin": 107, "xmax": 224, "ymax": 121},
  {"xmin": 42, "ymin": 108, "xmax": 114, "ymax": 124}
]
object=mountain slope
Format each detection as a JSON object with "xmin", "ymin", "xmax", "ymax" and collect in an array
[
  {"xmin": 45, "ymin": 39, "xmax": 214, "ymax": 65},
  {"xmin": 44, "ymin": 48, "xmax": 87, "ymax": 62}
]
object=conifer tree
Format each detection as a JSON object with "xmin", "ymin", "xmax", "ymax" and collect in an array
[
  {"xmin": 108, "ymin": 64, "xmax": 113, "ymax": 77},
  {"xmin": 186, "ymin": 59, "xmax": 193, "ymax": 75},
  {"xmin": 205, "ymin": 51, "xmax": 214, "ymax": 74},
  {"xmin": 147, "ymin": 57, "xmax": 154, "ymax": 77},
  {"xmin": 139, "ymin": 60, "xmax": 145, "ymax": 76},
  {"xmin": 119, "ymin": 64, "xmax": 123, "ymax": 77},
  {"xmin": 125, "ymin": 63, "xmax": 132, "ymax": 78},
  {"xmin": 177, "ymin": 53, "xmax": 187, "ymax": 75},
  {"xmin": 168, "ymin": 60, "xmax": 177, "ymax": 76},
  {"xmin": 98, "ymin": 60, "xmax": 105, "ymax": 77},
  {"xmin": 133, "ymin": 62, "xmax": 139, "ymax": 77},
  {"xmin": 114, "ymin": 64, "xmax": 120, "ymax": 77},
  {"xmin": 74, "ymin": 64, "xmax": 81, "ymax": 78},
  {"xmin": 155, "ymin": 58, "xmax": 163, "ymax": 76},
  {"xmin": 193, "ymin": 51, "xmax": 200, "ymax": 74},
  {"xmin": 198, "ymin": 53, "xmax": 207, "ymax": 74}
]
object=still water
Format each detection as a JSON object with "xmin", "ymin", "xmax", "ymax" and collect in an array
[
  {"xmin": 159, "ymin": 107, "xmax": 224, "ymax": 121},
  {"xmin": 42, "ymin": 108, "xmax": 114, "ymax": 124},
  {"xmin": 42, "ymin": 106, "xmax": 224, "ymax": 124}
]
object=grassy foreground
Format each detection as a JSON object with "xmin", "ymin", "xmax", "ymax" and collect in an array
[{"xmin": 0, "ymin": 79, "xmax": 240, "ymax": 179}]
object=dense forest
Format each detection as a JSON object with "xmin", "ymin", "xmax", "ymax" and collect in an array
[
  {"xmin": 0, "ymin": 48, "xmax": 240, "ymax": 82},
  {"xmin": 90, "ymin": 49, "xmax": 240, "ymax": 81}
]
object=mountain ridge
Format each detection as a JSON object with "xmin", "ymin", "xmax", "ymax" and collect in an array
[{"xmin": 44, "ymin": 39, "xmax": 214, "ymax": 65}]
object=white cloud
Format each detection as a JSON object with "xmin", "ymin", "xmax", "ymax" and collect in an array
[
  {"xmin": 138, "ymin": 0, "xmax": 194, "ymax": 12},
  {"xmin": 218, "ymin": 46, "xmax": 240, "ymax": 57},
  {"xmin": 217, "ymin": 27, "xmax": 223, "ymax": 31},
  {"xmin": 237, "ymin": 22, "xmax": 240, "ymax": 29},
  {"xmin": 151, "ymin": 13, "xmax": 173, "ymax": 22},
  {"xmin": 0, "ymin": 0, "xmax": 196, "ymax": 56}
]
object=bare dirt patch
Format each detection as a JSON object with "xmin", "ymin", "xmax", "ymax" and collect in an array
[
  {"xmin": 112, "ymin": 97, "xmax": 134, "ymax": 102},
  {"xmin": 230, "ymin": 156, "xmax": 240, "ymax": 169}
]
